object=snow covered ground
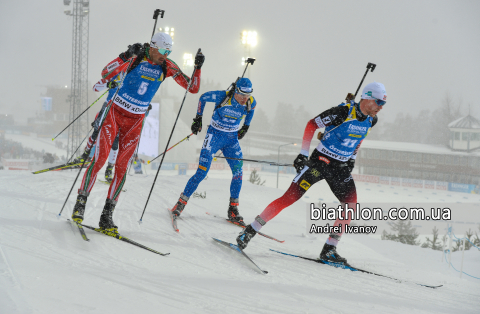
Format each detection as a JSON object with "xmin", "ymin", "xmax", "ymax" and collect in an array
[
  {"xmin": 4, "ymin": 133, "xmax": 68, "ymax": 157},
  {"xmin": 0, "ymin": 169, "xmax": 479, "ymax": 314}
]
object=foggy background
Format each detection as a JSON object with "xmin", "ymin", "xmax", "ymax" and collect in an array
[{"xmin": 1, "ymin": 0, "xmax": 479, "ymax": 131}]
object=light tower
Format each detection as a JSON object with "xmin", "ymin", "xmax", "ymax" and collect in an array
[
  {"xmin": 241, "ymin": 30, "xmax": 257, "ymax": 78},
  {"xmin": 158, "ymin": 27, "xmax": 175, "ymax": 43},
  {"xmin": 63, "ymin": 0, "xmax": 90, "ymax": 159},
  {"xmin": 155, "ymin": 27, "xmax": 175, "ymax": 97},
  {"xmin": 183, "ymin": 53, "xmax": 194, "ymax": 71},
  {"xmin": 240, "ymin": 30, "xmax": 257, "ymax": 156}
]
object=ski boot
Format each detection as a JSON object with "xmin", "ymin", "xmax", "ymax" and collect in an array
[
  {"xmin": 227, "ymin": 198, "xmax": 245, "ymax": 226},
  {"xmin": 171, "ymin": 193, "xmax": 189, "ymax": 218},
  {"xmin": 236, "ymin": 224, "xmax": 257, "ymax": 249},
  {"xmin": 71, "ymin": 193, "xmax": 88, "ymax": 223},
  {"xmin": 319, "ymin": 244, "xmax": 348, "ymax": 264},
  {"xmin": 99, "ymin": 199, "xmax": 118, "ymax": 232},
  {"xmin": 73, "ymin": 150, "xmax": 90, "ymax": 165},
  {"xmin": 105, "ymin": 163, "xmax": 114, "ymax": 183}
]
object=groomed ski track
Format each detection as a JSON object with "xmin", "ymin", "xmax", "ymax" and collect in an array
[{"xmin": 0, "ymin": 170, "xmax": 479, "ymax": 314}]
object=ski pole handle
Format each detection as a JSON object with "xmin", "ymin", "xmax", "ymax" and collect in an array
[
  {"xmin": 151, "ymin": 9, "xmax": 165, "ymax": 39},
  {"xmin": 353, "ymin": 62, "xmax": 376, "ymax": 98}
]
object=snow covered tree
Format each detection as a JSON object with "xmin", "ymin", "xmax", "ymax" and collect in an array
[
  {"xmin": 249, "ymin": 107, "xmax": 271, "ymax": 134},
  {"xmin": 249, "ymin": 169, "xmax": 265, "ymax": 186},
  {"xmin": 421, "ymin": 226, "xmax": 442, "ymax": 250},
  {"xmin": 452, "ymin": 228, "xmax": 479, "ymax": 252},
  {"xmin": 272, "ymin": 102, "xmax": 296, "ymax": 136},
  {"xmin": 381, "ymin": 220, "xmax": 420, "ymax": 246},
  {"xmin": 292, "ymin": 105, "xmax": 313, "ymax": 137}
]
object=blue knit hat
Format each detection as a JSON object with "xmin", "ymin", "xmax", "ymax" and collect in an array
[{"xmin": 235, "ymin": 78, "xmax": 253, "ymax": 95}]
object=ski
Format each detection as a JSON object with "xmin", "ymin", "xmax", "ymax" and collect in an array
[
  {"xmin": 98, "ymin": 180, "xmax": 127, "ymax": 192},
  {"xmin": 206, "ymin": 212, "xmax": 284, "ymax": 243},
  {"xmin": 79, "ymin": 223, "xmax": 170, "ymax": 256},
  {"xmin": 32, "ymin": 161, "xmax": 91, "ymax": 174},
  {"xmin": 67, "ymin": 219, "xmax": 90, "ymax": 241},
  {"xmin": 212, "ymin": 238, "xmax": 268, "ymax": 274},
  {"xmin": 167, "ymin": 208, "xmax": 179, "ymax": 233},
  {"xmin": 269, "ymin": 249, "xmax": 443, "ymax": 289}
]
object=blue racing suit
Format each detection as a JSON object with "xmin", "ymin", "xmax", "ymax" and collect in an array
[{"xmin": 183, "ymin": 90, "xmax": 257, "ymax": 198}]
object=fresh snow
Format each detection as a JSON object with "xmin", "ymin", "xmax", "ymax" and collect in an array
[{"xmin": 0, "ymin": 169, "xmax": 479, "ymax": 314}]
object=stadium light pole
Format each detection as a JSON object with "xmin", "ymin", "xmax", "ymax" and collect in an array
[
  {"xmin": 240, "ymin": 30, "xmax": 257, "ymax": 77},
  {"xmin": 240, "ymin": 30, "xmax": 257, "ymax": 156},
  {"xmin": 277, "ymin": 143, "xmax": 296, "ymax": 188},
  {"xmin": 156, "ymin": 26, "xmax": 174, "ymax": 98},
  {"xmin": 183, "ymin": 53, "xmax": 194, "ymax": 71},
  {"xmin": 158, "ymin": 26, "xmax": 175, "ymax": 42}
]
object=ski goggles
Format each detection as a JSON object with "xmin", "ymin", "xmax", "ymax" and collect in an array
[
  {"xmin": 374, "ymin": 98, "xmax": 386, "ymax": 106},
  {"xmin": 157, "ymin": 48, "xmax": 171, "ymax": 56},
  {"xmin": 235, "ymin": 86, "xmax": 253, "ymax": 96}
]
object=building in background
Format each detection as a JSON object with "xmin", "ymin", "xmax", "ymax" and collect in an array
[
  {"xmin": 448, "ymin": 114, "xmax": 480, "ymax": 152},
  {"xmin": 356, "ymin": 140, "xmax": 480, "ymax": 186}
]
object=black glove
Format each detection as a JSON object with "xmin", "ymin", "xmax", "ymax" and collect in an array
[
  {"xmin": 293, "ymin": 154, "xmax": 308, "ymax": 173},
  {"xmin": 238, "ymin": 125, "xmax": 249, "ymax": 140},
  {"xmin": 119, "ymin": 43, "xmax": 142, "ymax": 61},
  {"xmin": 147, "ymin": 104, "xmax": 152, "ymax": 111},
  {"xmin": 126, "ymin": 43, "xmax": 143, "ymax": 58},
  {"xmin": 191, "ymin": 114, "xmax": 203, "ymax": 134},
  {"xmin": 107, "ymin": 81, "xmax": 118, "ymax": 89},
  {"xmin": 194, "ymin": 51, "xmax": 205, "ymax": 69},
  {"xmin": 346, "ymin": 159, "xmax": 355, "ymax": 173}
]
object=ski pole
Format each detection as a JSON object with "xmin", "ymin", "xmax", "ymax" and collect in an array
[
  {"xmin": 67, "ymin": 127, "xmax": 93, "ymax": 163},
  {"xmin": 322, "ymin": 62, "xmax": 377, "ymax": 138},
  {"xmin": 139, "ymin": 51, "xmax": 201, "ymax": 222},
  {"xmin": 52, "ymin": 90, "xmax": 108, "ymax": 141},
  {"xmin": 151, "ymin": 9, "xmax": 165, "ymax": 39},
  {"xmin": 215, "ymin": 58, "xmax": 256, "ymax": 111},
  {"xmin": 213, "ymin": 155, "xmax": 293, "ymax": 167},
  {"xmin": 345, "ymin": 62, "xmax": 376, "ymax": 102},
  {"xmin": 58, "ymin": 56, "xmax": 137, "ymax": 217},
  {"xmin": 147, "ymin": 133, "xmax": 193, "ymax": 164},
  {"xmin": 241, "ymin": 57, "xmax": 255, "ymax": 78}
]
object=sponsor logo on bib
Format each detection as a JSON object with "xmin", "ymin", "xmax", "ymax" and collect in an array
[
  {"xmin": 300, "ymin": 180, "xmax": 311, "ymax": 190},
  {"xmin": 318, "ymin": 156, "xmax": 330, "ymax": 164}
]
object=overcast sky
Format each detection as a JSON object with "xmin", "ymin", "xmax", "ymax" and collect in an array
[{"xmin": 1, "ymin": 0, "xmax": 479, "ymax": 125}]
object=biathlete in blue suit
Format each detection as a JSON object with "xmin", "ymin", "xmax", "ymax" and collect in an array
[{"xmin": 170, "ymin": 78, "xmax": 257, "ymax": 225}]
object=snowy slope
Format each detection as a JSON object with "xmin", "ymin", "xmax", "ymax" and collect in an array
[{"xmin": 0, "ymin": 170, "xmax": 479, "ymax": 314}]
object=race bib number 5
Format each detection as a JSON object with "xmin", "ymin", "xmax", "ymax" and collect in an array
[{"xmin": 137, "ymin": 82, "xmax": 149, "ymax": 95}]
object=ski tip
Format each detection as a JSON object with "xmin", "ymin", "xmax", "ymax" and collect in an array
[
  {"xmin": 147, "ymin": 160, "xmax": 151, "ymax": 164},
  {"xmin": 263, "ymin": 271, "xmax": 268, "ymax": 274},
  {"xmin": 51, "ymin": 138, "xmax": 54, "ymax": 141}
]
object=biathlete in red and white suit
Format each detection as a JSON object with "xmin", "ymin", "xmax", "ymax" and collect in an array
[
  {"xmin": 71, "ymin": 32, "xmax": 205, "ymax": 232},
  {"xmin": 237, "ymin": 82, "xmax": 387, "ymax": 265}
]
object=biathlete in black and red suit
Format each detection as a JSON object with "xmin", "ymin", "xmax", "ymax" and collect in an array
[{"xmin": 237, "ymin": 82, "xmax": 387, "ymax": 265}]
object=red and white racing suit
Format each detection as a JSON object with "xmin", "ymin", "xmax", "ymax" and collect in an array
[{"xmin": 79, "ymin": 53, "xmax": 201, "ymax": 202}]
